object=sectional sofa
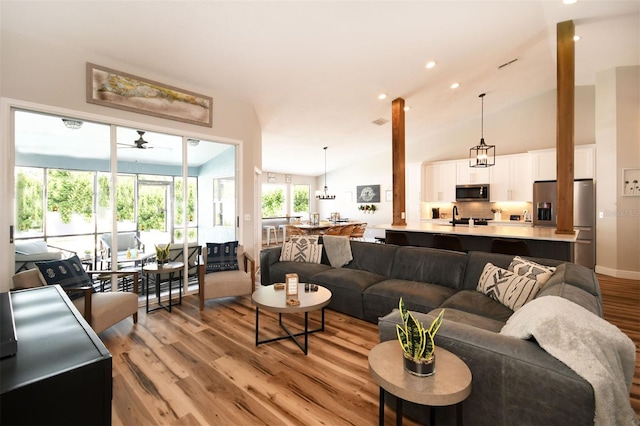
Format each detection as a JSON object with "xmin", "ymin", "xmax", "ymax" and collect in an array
[{"xmin": 259, "ymin": 239, "xmax": 605, "ymax": 425}]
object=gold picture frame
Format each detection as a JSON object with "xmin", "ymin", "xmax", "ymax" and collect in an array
[
  {"xmin": 87, "ymin": 63, "xmax": 213, "ymax": 127},
  {"xmin": 285, "ymin": 273, "xmax": 299, "ymax": 300}
]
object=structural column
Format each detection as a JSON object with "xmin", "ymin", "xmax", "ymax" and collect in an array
[
  {"xmin": 556, "ymin": 20, "xmax": 575, "ymax": 235},
  {"xmin": 392, "ymin": 98, "xmax": 406, "ymax": 226}
]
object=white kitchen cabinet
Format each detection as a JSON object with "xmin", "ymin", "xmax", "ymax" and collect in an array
[
  {"xmin": 423, "ymin": 161, "xmax": 456, "ymax": 202},
  {"xmin": 456, "ymin": 159, "xmax": 491, "ymax": 185},
  {"xmin": 530, "ymin": 144, "xmax": 595, "ymax": 181},
  {"xmin": 574, "ymin": 145, "xmax": 595, "ymax": 179},
  {"xmin": 530, "ymin": 149, "xmax": 556, "ymax": 181},
  {"xmin": 490, "ymin": 154, "xmax": 532, "ymax": 201}
]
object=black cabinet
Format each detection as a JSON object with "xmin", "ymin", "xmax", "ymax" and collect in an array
[{"xmin": 1, "ymin": 286, "xmax": 112, "ymax": 425}]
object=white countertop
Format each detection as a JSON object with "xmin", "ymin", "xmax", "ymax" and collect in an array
[{"xmin": 377, "ymin": 222, "xmax": 579, "ymax": 242}]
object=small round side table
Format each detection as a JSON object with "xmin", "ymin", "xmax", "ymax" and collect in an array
[
  {"xmin": 368, "ymin": 340, "xmax": 472, "ymax": 425},
  {"xmin": 142, "ymin": 261, "xmax": 184, "ymax": 313}
]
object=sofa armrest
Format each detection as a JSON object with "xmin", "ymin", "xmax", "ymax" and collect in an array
[
  {"xmin": 259, "ymin": 246, "xmax": 282, "ymax": 286},
  {"xmin": 379, "ymin": 310, "xmax": 594, "ymax": 425}
]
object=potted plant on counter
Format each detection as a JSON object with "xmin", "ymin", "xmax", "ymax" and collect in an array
[{"xmin": 396, "ymin": 297, "xmax": 445, "ymax": 377}]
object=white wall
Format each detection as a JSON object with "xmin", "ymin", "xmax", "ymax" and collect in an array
[
  {"xmin": 595, "ymin": 66, "xmax": 640, "ymax": 279},
  {"xmin": 1, "ymin": 30, "xmax": 262, "ymax": 290}
]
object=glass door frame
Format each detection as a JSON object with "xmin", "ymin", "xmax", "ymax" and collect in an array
[{"xmin": 6, "ymin": 100, "xmax": 244, "ymax": 298}]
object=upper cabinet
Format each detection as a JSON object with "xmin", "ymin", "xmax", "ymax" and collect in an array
[
  {"xmin": 422, "ymin": 145, "xmax": 596, "ymax": 204},
  {"xmin": 530, "ymin": 144, "xmax": 595, "ymax": 181},
  {"xmin": 423, "ymin": 161, "xmax": 456, "ymax": 202},
  {"xmin": 490, "ymin": 154, "xmax": 532, "ymax": 201},
  {"xmin": 456, "ymin": 160, "xmax": 491, "ymax": 185}
]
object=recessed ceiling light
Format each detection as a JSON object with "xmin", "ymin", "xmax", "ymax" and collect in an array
[
  {"xmin": 425, "ymin": 61, "xmax": 436, "ymax": 69},
  {"xmin": 573, "ymin": 35, "xmax": 581, "ymax": 41},
  {"xmin": 404, "ymin": 106, "xmax": 411, "ymax": 112},
  {"xmin": 378, "ymin": 93, "xmax": 388, "ymax": 100},
  {"xmin": 563, "ymin": 0, "xmax": 577, "ymax": 4},
  {"xmin": 450, "ymin": 82, "xmax": 460, "ymax": 89}
]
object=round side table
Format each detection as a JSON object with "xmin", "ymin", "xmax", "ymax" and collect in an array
[
  {"xmin": 368, "ymin": 340, "xmax": 472, "ymax": 425},
  {"xmin": 142, "ymin": 261, "xmax": 184, "ymax": 313}
]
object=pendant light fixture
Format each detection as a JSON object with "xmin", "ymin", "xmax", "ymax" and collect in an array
[
  {"xmin": 469, "ymin": 93, "xmax": 495, "ymax": 168},
  {"xmin": 316, "ymin": 146, "xmax": 336, "ymax": 200}
]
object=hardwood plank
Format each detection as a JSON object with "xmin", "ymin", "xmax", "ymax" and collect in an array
[{"xmin": 102, "ymin": 274, "xmax": 640, "ymax": 424}]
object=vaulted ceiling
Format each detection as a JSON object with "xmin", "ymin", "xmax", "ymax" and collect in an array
[{"xmin": 2, "ymin": 1, "xmax": 639, "ymax": 176}]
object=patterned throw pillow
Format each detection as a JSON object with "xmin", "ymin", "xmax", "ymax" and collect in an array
[
  {"xmin": 508, "ymin": 256, "xmax": 556, "ymax": 286},
  {"xmin": 35, "ymin": 255, "xmax": 94, "ymax": 300},
  {"xmin": 280, "ymin": 238, "xmax": 323, "ymax": 264},
  {"xmin": 206, "ymin": 241, "xmax": 239, "ymax": 273},
  {"xmin": 289, "ymin": 235, "xmax": 320, "ymax": 246},
  {"xmin": 477, "ymin": 263, "xmax": 542, "ymax": 311}
]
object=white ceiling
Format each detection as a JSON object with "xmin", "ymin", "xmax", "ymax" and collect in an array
[{"xmin": 2, "ymin": 1, "xmax": 639, "ymax": 176}]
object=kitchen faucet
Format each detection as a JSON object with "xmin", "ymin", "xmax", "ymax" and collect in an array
[{"xmin": 452, "ymin": 205, "xmax": 459, "ymax": 227}]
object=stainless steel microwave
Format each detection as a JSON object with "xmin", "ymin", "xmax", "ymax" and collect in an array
[{"xmin": 456, "ymin": 184, "xmax": 490, "ymax": 201}]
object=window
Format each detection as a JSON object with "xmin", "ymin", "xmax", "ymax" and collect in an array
[
  {"xmin": 262, "ymin": 184, "xmax": 286, "ymax": 218},
  {"xmin": 292, "ymin": 184, "xmax": 310, "ymax": 219}
]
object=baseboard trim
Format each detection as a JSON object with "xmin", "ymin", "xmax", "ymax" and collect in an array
[{"xmin": 595, "ymin": 265, "xmax": 640, "ymax": 280}]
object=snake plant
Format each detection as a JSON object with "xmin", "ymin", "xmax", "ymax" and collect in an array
[
  {"xmin": 155, "ymin": 243, "xmax": 171, "ymax": 262},
  {"xmin": 396, "ymin": 297, "xmax": 444, "ymax": 360}
]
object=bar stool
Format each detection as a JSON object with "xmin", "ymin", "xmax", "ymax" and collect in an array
[
  {"xmin": 490, "ymin": 238, "xmax": 531, "ymax": 256},
  {"xmin": 264, "ymin": 225, "xmax": 278, "ymax": 245},
  {"xmin": 279, "ymin": 224, "xmax": 288, "ymax": 242},
  {"xmin": 432, "ymin": 234, "xmax": 465, "ymax": 252}
]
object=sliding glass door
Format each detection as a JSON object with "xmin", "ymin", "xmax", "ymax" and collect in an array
[{"xmin": 13, "ymin": 108, "xmax": 238, "ymax": 298}]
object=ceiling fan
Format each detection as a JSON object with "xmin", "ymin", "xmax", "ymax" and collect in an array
[{"xmin": 118, "ymin": 130, "xmax": 154, "ymax": 150}]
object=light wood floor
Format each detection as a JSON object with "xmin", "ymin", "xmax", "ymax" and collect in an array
[{"xmin": 101, "ymin": 274, "xmax": 640, "ymax": 425}]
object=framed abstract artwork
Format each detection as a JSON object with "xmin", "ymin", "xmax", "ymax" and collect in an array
[
  {"xmin": 87, "ymin": 63, "xmax": 213, "ymax": 127},
  {"xmin": 356, "ymin": 185, "xmax": 380, "ymax": 203}
]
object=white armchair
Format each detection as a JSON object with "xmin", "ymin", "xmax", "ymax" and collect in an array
[{"xmin": 198, "ymin": 244, "xmax": 255, "ymax": 311}]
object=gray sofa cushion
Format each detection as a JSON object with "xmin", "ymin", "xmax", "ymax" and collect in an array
[
  {"xmin": 462, "ymin": 251, "xmax": 564, "ymax": 291},
  {"xmin": 270, "ymin": 261, "xmax": 332, "ymax": 284},
  {"xmin": 362, "ymin": 279, "xmax": 456, "ymax": 323},
  {"xmin": 311, "ymin": 267, "xmax": 387, "ymax": 319},
  {"xmin": 536, "ymin": 281, "xmax": 602, "ymax": 316},
  {"xmin": 345, "ymin": 241, "xmax": 398, "ymax": 276},
  {"xmin": 440, "ymin": 290, "xmax": 514, "ymax": 323},
  {"xmin": 390, "ymin": 246, "xmax": 467, "ymax": 290}
]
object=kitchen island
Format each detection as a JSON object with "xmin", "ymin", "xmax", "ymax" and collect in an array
[{"xmin": 376, "ymin": 222, "xmax": 580, "ymax": 262}]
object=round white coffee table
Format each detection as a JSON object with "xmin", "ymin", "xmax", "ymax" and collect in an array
[
  {"xmin": 369, "ymin": 340, "xmax": 472, "ymax": 425},
  {"xmin": 251, "ymin": 284, "xmax": 331, "ymax": 355}
]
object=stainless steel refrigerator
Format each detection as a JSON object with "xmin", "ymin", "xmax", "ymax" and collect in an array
[{"xmin": 533, "ymin": 179, "xmax": 595, "ymax": 269}]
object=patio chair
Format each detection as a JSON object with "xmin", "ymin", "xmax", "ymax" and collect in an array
[
  {"xmin": 99, "ymin": 232, "xmax": 144, "ymax": 269},
  {"xmin": 14, "ymin": 239, "xmax": 76, "ymax": 273}
]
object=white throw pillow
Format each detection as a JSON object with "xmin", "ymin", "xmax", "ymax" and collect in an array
[
  {"xmin": 477, "ymin": 263, "xmax": 542, "ymax": 311},
  {"xmin": 508, "ymin": 256, "xmax": 556, "ymax": 286},
  {"xmin": 280, "ymin": 241, "xmax": 323, "ymax": 264}
]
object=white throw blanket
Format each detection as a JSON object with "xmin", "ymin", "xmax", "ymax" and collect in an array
[
  {"xmin": 500, "ymin": 295, "xmax": 638, "ymax": 426},
  {"xmin": 322, "ymin": 235, "xmax": 353, "ymax": 267}
]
